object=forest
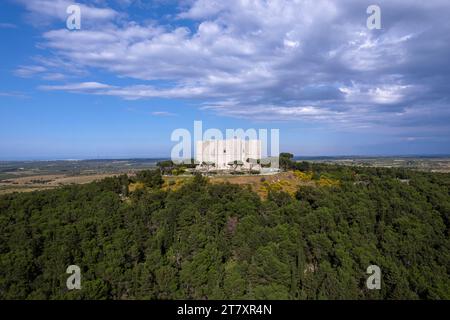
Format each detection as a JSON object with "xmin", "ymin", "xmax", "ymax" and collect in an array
[{"xmin": 0, "ymin": 160, "xmax": 449, "ymax": 299}]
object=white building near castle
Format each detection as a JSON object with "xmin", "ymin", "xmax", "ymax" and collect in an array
[{"xmin": 196, "ymin": 139, "xmax": 262, "ymax": 171}]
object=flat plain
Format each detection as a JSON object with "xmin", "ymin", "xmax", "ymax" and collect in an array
[{"xmin": 1, "ymin": 156, "xmax": 450, "ymax": 195}]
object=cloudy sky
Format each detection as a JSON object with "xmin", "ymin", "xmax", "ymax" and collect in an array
[{"xmin": 1, "ymin": 0, "xmax": 450, "ymax": 159}]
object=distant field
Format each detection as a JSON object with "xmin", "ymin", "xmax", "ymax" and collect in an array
[
  {"xmin": 0, "ymin": 158, "xmax": 161, "ymax": 181},
  {"xmin": 0, "ymin": 173, "xmax": 120, "ymax": 195},
  {"xmin": 1, "ymin": 156, "xmax": 450, "ymax": 195},
  {"xmin": 297, "ymin": 156, "xmax": 450, "ymax": 172},
  {"xmin": 0, "ymin": 158, "xmax": 161, "ymax": 195}
]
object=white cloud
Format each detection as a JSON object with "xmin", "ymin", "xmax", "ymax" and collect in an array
[
  {"xmin": 0, "ymin": 23, "xmax": 17, "ymax": 29},
  {"xmin": 339, "ymin": 83, "xmax": 417, "ymax": 105},
  {"xmin": 178, "ymin": 0, "xmax": 225, "ymax": 19},
  {"xmin": 12, "ymin": 0, "xmax": 450, "ymax": 131},
  {"xmin": 152, "ymin": 111, "xmax": 177, "ymax": 116},
  {"xmin": 15, "ymin": 0, "xmax": 118, "ymax": 26},
  {"xmin": 41, "ymin": 73, "xmax": 67, "ymax": 81},
  {"xmin": 39, "ymin": 82, "xmax": 113, "ymax": 91},
  {"xmin": 0, "ymin": 91, "xmax": 28, "ymax": 98},
  {"xmin": 14, "ymin": 65, "xmax": 47, "ymax": 78}
]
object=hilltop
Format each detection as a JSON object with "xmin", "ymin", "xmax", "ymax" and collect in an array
[{"xmin": 1, "ymin": 163, "xmax": 449, "ymax": 299}]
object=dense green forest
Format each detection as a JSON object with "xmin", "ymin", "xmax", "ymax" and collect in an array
[{"xmin": 0, "ymin": 163, "xmax": 449, "ymax": 299}]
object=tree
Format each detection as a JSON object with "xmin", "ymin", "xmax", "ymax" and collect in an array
[
  {"xmin": 201, "ymin": 161, "xmax": 215, "ymax": 174},
  {"xmin": 246, "ymin": 158, "xmax": 259, "ymax": 173},
  {"xmin": 136, "ymin": 169, "xmax": 164, "ymax": 188},
  {"xmin": 1, "ymin": 164, "xmax": 450, "ymax": 300},
  {"xmin": 156, "ymin": 160, "xmax": 174, "ymax": 175},
  {"xmin": 279, "ymin": 153, "xmax": 294, "ymax": 171},
  {"xmin": 228, "ymin": 160, "xmax": 244, "ymax": 173},
  {"xmin": 295, "ymin": 161, "xmax": 312, "ymax": 172}
]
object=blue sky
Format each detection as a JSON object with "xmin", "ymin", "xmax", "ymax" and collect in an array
[{"xmin": 1, "ymin": 0, "xmax": 450, "ymax": 160}]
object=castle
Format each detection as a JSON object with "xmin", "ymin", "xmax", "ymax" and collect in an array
[{"xmin": 195, "ymin": 139, "xmax": 262, "ymax": 171}]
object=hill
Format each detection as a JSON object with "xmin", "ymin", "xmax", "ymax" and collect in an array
[{"xmin": 0, "ymin": 164, "xmax": 449, "ymax": 299}]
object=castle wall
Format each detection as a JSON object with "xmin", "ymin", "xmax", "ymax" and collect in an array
[{"xmin": 196, "ymin": 139, "xmax": 262, "ymax": 170}]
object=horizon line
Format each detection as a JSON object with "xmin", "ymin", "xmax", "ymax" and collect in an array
[{"xmin": 2, "ymin": 153, "xmax": 450, "ymax": 162}]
